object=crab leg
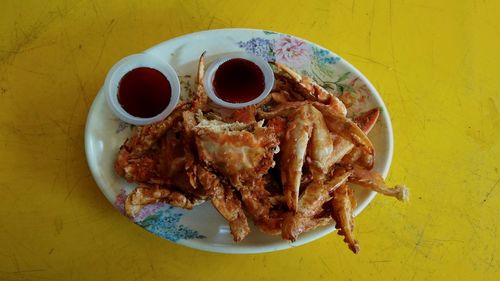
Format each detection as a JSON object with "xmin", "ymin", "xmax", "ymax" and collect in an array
[
  {"xmin": 274, "ymin": 62, "xmax": 347, "ymax": 115},
  {"xmin": 125, "ymin": 184, "xmax": 194, "ymax": 217},
  {"xmin": 282, "ymin": 215, "xmax": 334, "ymax": 241},
  {"xmin": 254, "ymin": 210, "xmax": 285, "ymax": 235},
  {"xmin": 301, "ymin": 216, "xmax": 333, "ymax": 233},
  {"xmin": 233, "ymin": 178, "xmax": 283, "ymax": 235},
  {"xmin": 330, "ymin": 108, "xmax": 379, "ymax": 167},
  {"xmin": 192, "ymin": 52, "xmax": 208, "ymax": 110},
  {"xmin": 180, "ymin": 110, "xmax": 202, "ymax": 189},
  {"xmin": 350, "ymin": 166, "xmax": 409, "ymax": 202},
  {"xmin": 196, "ymin": 166, "xmax": 250, "ymax": 241},
  {"xmin": 282, "ymin": 170, "xmax": 351, "ymax": 241},
  {"xmin": 256, "ymin": 101, "xmax": 307, "ymax": 119},
  {"xmin": 211, "ymin": 187, "xmax": 250, "ymax": 242},
  {"xmin": 114, "ymin": 105, "xmax": 190, "ymax": 182},
  {"xmin": 331, "ymin": 184, "xmax": 360, "ymax": 253},
  {"xmin": 281, "ymin": 104, "xmax": 314, "ymax": 212},
  {"xmin": 121, "ymin": 103, "xmax": 189, "ymax": 158},
  {"xmin": 308, "ymin": 106, "xmax": 335, "ymax": 182},
  {"xmin": 330, "ymin": 184, "xmax": 359, "ymax": 254},
  {"xmin": 271, "ymin": 90, "xmax": 294, "ymax": 104},
  {"xmin": 115, "ymin": 149, "xmax": 159, "ymax": 183},
  {"xmin": 313, "ymin": 102, "xmax": 374, "ymax": 155}
]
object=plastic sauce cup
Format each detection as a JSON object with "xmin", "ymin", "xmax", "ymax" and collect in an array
[
  {"xmin": 104, "ymin": 53, "xmax": 180, "ymax": 125},
  {"xmin": 203, "ymin": 53, "xmax": 274, "ymax": 109}
]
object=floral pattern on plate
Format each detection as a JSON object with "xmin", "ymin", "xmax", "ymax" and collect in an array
[
  {"xmin": 115, "ymin": 188, "xmax": 206, "ymax": 242},
  {"xmin": 237, "ymin": 32, "xmax": 371, "ymax": 112}
]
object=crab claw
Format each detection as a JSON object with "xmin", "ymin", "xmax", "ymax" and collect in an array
[
  {"xmin": 329, "ymin": 108, "xmax": 380, "ymax": 168},
  {"xmin": 308, "ymin": 104, "xmax": 335, "ymax": 182},
  {"xmin": 196, "ymin": 166, "xmax": 250, "ymax": 242},
  {"xmin": 353, "ymin": 108, "xmax": 380, "ymax": 132},
  {"xmin": 281, "ymin": 104, "xmax": 314, "ymax": 212},
  {"xmin": 313, "ymin": 102, "xmax": 374, "ymax": 155},
  {"xmin": 274, "ymin": 62, "xmax": 347, "ymax": 116},
  {"xmin": 281, "ymin": 169, "xmax": 351, "ymax": 241},
  {"xmin": 331, "ymin": 184, "xmax": 360, "ymax": 254},
  {"xmin": 192, "ymin": 51, "xmax": 208, "ymax": 110}
]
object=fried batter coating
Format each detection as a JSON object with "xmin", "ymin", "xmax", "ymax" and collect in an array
[
  {"xmin": 196, "ymin": 166, "xmax": 250, "ymax": 241},
  {"xmin": 125, "ymin": 184, "xmax": 194, "ymax": 217},
  {"xmin": 281, "ymin": 104, "xmax": 314, "ymax": 212},
  {"xmin": 350, "ymin": 166, "xmax": 410, "ymax": 202},
  {"xmin": 194, "ymin": 118, "xmax": 279, "ymax": 188},
  {"xmin": 331, "ymin": 184, "xmax": 359, "ymax": 254},
  {"xmin": 282, "ymin": 170, "xmax": 351, "ymax": 241}
]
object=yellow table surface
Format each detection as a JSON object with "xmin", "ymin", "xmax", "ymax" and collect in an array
[{"xmin": 1, "ymin": 0, "xmax": 499, "ymax": 280}]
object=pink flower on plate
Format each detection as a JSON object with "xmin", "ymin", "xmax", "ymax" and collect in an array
[
  {"xmin": 114, "ymin": 188, "xmax": 128, "ymax": 215},
  {"xmin": 274, "ymin": 36, "xmax": 311, "ymax": 68},
  {"xmin": 133, "ymin": 202, "xmax": 169, "ymax": 222}
]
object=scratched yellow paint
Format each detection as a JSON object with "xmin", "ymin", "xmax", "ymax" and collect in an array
[{"xmin": 0, "ymin": 0, "xmax": 499, "ymax": 280}]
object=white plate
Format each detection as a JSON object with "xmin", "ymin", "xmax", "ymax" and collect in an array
[{"xmin": 85, "ymin": 28, "xmax": 393, "ymax": 254}]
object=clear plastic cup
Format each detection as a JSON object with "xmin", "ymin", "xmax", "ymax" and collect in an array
[
  {"xmin": 203, "ymin": 53, "xmax": 275, "ymax": 109},
  {"xmin": 104, "ymin": 53, "xmax": 180, "ymax": 125}
]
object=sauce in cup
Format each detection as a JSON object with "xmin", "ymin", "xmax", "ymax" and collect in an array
[
  {"xmin": 204, "ymin": 53, "xmax": 274, "ymax": 109},
  {"xmin": 104, "ymin": 53, "xmax": 180, "ymax": 126},
  {"xmin": 212, "ymin": 58, "xmax": 265, "ymax": 104},
  {"xmin": 117, "ymin": 67, "xmax": 171, "ymax": 118}
]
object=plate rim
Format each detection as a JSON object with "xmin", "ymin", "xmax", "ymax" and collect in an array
[{"xmin": 84, "ymin": 28, "xmax": 394, "ymax": 254}]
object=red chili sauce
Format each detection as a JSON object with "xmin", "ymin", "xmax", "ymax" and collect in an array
[
  {"xmin": 118, "ymin": 67, "xmax": 171, "ymax": 118},
  {"xmin": 213, "ymin": 58, "xmax": 265, "ymax": 103}
]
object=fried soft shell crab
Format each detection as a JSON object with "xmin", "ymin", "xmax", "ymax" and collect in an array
[{"xmin": 114, "ymin": 53, "xmax": 409, "ymax": 253}]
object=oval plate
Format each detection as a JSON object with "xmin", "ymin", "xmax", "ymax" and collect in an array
[{"xmin": 85, "ymin": 28, "xmax": 393, "ymax": 254}]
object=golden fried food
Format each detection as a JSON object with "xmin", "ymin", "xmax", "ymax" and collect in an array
[
  {"xmin": 274, "ymin": 63, "xmax": 347, "ymax": 116},
  {"xmin": 331, "ymin": 184, "xmax": 359, "ymax": 253},
  {"xmin": 350, "ymin": 165, "xmax": 409, "ymax": 202},
  {"xmin": 194, "ymin": 117, "xmax": 279, "ymax": 188},
  {"xmin": 281, "ymin": 104, "xmax": 314, "ymax": 212},
  {"xmin": 125, "ymin": 184, "xmax": 194, "ymax": 217},
  {"xmin": 196, "ymin": 166, "xmax": 250, "ymax": 241},
  {"xmin": 282, "ymin": 169, "xmax": 351, "ymax": 241},
  {"xmin": 115, "ymin": 53, "xmax": 408, "ymax": 251}
]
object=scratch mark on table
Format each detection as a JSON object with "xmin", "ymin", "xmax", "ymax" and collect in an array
[
  {"xmin": 75, "ymin": 68, "xmax": 90, "ymax": 107},
  {"xmin": 369, "ymin": 259, "xmax": 392, "ymax": 263},
  {"xmin": 342, "ymin": 51, "xmax": 394, "ymax": 70},
  {"xmin": 92, "ymin": 0, "xmax": 101, "ymax": 17},
  {"xmin": 207, "ymin": 16, "xmax": 215, "ymax": 29},
  {"xmin": 11, "ymin": 253, "xmax": 20, "ymax": 273},
  {"xmin": 45, "ymin": 115, "xmax": 71, "ymax": 138},
  {"xmin": 351, "ymin": 0, "xmax": 355, "ymax": 19},
  {"xmin": 367, "ymin": 0, "xmax": 376, "ymax": 52},
  {"xmin": 461, "ymin": 209, "xmax": 480, "ymax": 237},
  {"xmin": 466, "ymin": 128, "xmax": 489, "ymax": 145},
  {"xmin": 54, "ymin": 217, "xmax": 63, "ymax": 234},
  {"xmin": 1, "ymin": 23, "xmax": 44, "ymax": 64},
  {"xmin": 93, "ymin": 18, "xmax": 116, "ymax": 70},
  {"xmin": 483, "ymin": 252, "xmax": 497, "ymax": 271},
  {"xmin": 0, "ymin": 269, "xmax": 46, "ymax": 274},
  {"xmin": 62, "ymin": 94, "xmax": 81, "ymax": 200},
  {"xmin": 319, "ymin": 257, "xmax": 333, "ymax": 274},
  {"xmin": 481, "ymin": 178, "xmax": 499, "ymax": 205},
  {"xmin": 387, "ymin": 0, "xmax": 408, "ymax": 113},
  {"xmin": 0, "ymin": 4, "xmax": 76, "ymax": 64},
  {"xmin": 412, "ymin": 228, "xmax": 428, "ymax": 257}
]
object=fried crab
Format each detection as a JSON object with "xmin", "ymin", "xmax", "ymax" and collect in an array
[{"xmin": 114, "ymin": 54, "xmax": 409, "ymax": 252}]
